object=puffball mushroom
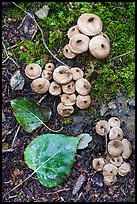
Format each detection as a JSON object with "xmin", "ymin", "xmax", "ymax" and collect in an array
[
  {"xmin": 77, "ymin": 13, "xmax": 102, "ymax": 36},
  {"xmin": 49, "ymin": 81, "xmax": 62, "ymax": 96},
  {"xmin": 104, "ymin": 175, "xmax": 117, "ymax": 186},
  {"xmin": 57, "ymin": 103, "xmax": 74, "ymax": 117},
  {"xmin": 71, "ymin": 67, "xmax": 84, "ymax": 81},
  {"xmin": 108, "ymin": 140, "xmax": 124, "ymax": 157},
  {"xmin": 122, "ymin": 139, "xmax": 132, "ymax": 159},
  {"xmin": 63, "ymin": 44, "xmax": 76, "ymax": 59},
  {"xmin": 75, "ymin": 78, "xmax": 91, "ymax": 95},
  {"xmin": 69, "ymin": 33, "xmax": 90, "ymax": 54},
  {"xmin": 108, "ymin": 117, "xmax": 121, "ymax": 128},
  {"xmin": 62, "ymin": 81, "xmax": 75, "ymax": 94},
  {"xmin": 109, "ymin": 127, "xmax": 123, "ymax": 140},
  {"xmin": 42, "ymin": 69, "xmax": 53, "ymax": 80},
  {"xmin": 31, "ymin": 77, "xmax": 50, "ymax": 94},
  {"xmin": 118, "ymin": 162, "xmax": 131, "ymax": 176},
  {"xmin": 89, "ymin": 36, "xmax": 110, "ymax": 59},
  {"xmin": 103, "ymin": 163, "xmax": 118, "ymax": 177},
  {"xmin": 61, "ymin": 93, "xmax": 76, "ymax": 106},
  {"xmin": 95, "ymin": 120, "xmax": 110, "ymax": 136},
  {"xmin": 107, "ymin": 155, "xmax": 123, "ymax": 167},
  {"xmin": 45, "ymin": 63, "xmax": 55, "ymax": 72},
  {"xmin": 67, "ymin": 25, "xmax": 80, "ymax": 39},
  {"xmin": 53, "ymin": 66, "xmax": 72, "ymax": 85},
  {"xmin": 25, "ymin": 63, "xmax": 42, "ymax": 79},
  {"xmin": 92, "ymin": 158, "xmax": 105, "ymax": 171},
  {"xmin": 76, "ymin": 95, "xmax": 91, "ymax": 109}
]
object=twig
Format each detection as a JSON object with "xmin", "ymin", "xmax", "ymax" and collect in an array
[
  {"xmin": 7, "ymin": 41, "xmax": 23, "ymax": 50},
  {"xmin": 38, "ymin": 94, "xmax": 47, "ymax": 104},
  {"xmin": 44, "ymin": 188, "xmax": 70, "ymax": 195},
  {"xmin": 2, "ymin": 148, "xmax": 15, "ymax": 153},
  {"xmin": 12, "ymin": 2, "xmax": 69, "ymax": 67},
  {"xmin": 111, "ymin": 49, "xmax": 135, "ymax": 60},
  {"xmin": 11, "ymin": 125, "xmax": 21, "ymax": 148}
]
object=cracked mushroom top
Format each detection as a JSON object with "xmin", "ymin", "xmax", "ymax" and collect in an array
[
  {"xmin": 63, "ymin": 44, "xmax": 76, "ymax": 59},
  {"xmin": 53, "ymin": 66, "xmax": 73, "ymax": 85},
  {"xmin": 75, "ymin": 78, "xmax": 91, "ymax": 95},
  {"xmin": 31, "ymin": 77, "xmax": 50, "ymax": 94},
  {"xmin": 71, "ymin": 67, "xmax": 84, "ymax": 81},
  {"xmin": 45, "ymin": 63, "xmax": 55, "ymax": 71},
  {"xmin": 25, "ymin": 63, "xmax": 42, "ymax": 79},
  {"xmin": 95, "ymin": 120, "xmax": 110, "ymax": 136},
  {"xmin": 67, "ymin": 25, "xmax": 80, "ymax": 39}
]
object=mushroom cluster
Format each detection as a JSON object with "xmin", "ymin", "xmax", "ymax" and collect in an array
[
  {"xmin": 63, "ymin": 13, "xmax": 110, "ymax": 59},
  {"xmin": 25, "ymin": 63, "xmax": 92, "ymax": 117},
  {"xmin": 92, "ymin": 117, "xmax": 132, "ymax": 186}
]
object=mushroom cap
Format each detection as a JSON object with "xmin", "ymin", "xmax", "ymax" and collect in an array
[
  {"xmin": 49, "ymin": 81, "xmax": 62, "ymax": 96},
  {"xmin": 118, "ymin": 162, "xmax": 131, "ymax": 176},
  {"xmin": 89, "ymin": 36, "xmax": 110, "ymax": 59},
  {"xmin": 109, "ymin": 127, "xmax": 123, "ymax": 140},
  {"xmin": 77, "ymin": 13, "xmax": 102, "ymax": 36},
  {"xmin": 103, "ymin": 163, "xmax": 118, "ymax": 176},
  {"xmin": 42, "ymin": 69, "xmax": 53, "ymax": 80},
  {"xmin": 63, "ymin": 44, "xmax": 76, "ymax": 59},
  {"xmin": 75, "ymin": 78, "xmax": 91, "ymax": 95},
  {"xmin": 92, "ymin": 158, "xmax": 105, "ymax": 171},
  {"xmin": 45, "ymin": 63, "xmax": 55, "ymax": 72},
  {"xmin": 69, "ymin": 33, "xmax": 90, "ymax": 54},
  {"xmin": 108, "ymin": 117, "xmax": 121, "ymax": 128},
  {"xmin": 71, "ymin": 67, "xmax": 84, "ymax": 81},
  {"xmin": 95, "ymin": 120, "xmax": 110, "ymax": 136},
  {"xmin": 57, "ymin": 103, "xmax": 74, "ymax": 117},
  {"xmin": 31, "ymin": 77, "xmax": 50, "ymax": 94},
  {"xmin": 76, "ymin": 95, "xmax": 91, "ymax": 109},
  {"xmin": 97, "ymin": 32, "xmax": 110, "ymax": 43},
  {"xmin": 104, "ymin": 175, "xmax": 117, "ymax": 186},
  {"xmin": 62, "ymin": 81, "xmax": 75, "ymax": 94},
  {"xmin": 107, "ymin": 155, "xmax": 123, "ymax": 167},
  {"xmin": 61, "ymin": 93, "xmax": 76, "ymax": 106},
  {"xmin": 53, "ymin": 66, "xmax": 73, "ymax": 85},
  {"xmin": 122, "ymin": 139, "xmax": 132, "ymax": 159},
  {"xmin": 67, "ymin": 25, "xmax": 80, "ymax": 39},
  {"xmin": 25, "ymin": 63, "xmax": 42, "ymax": 79},
  {"xmin": 108, "ymin": 140, "xmax": 124, "ymax": 157}
]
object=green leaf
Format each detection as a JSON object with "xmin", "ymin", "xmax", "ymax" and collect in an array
[
  {"xmin": 10, "ymin": 98, "xmax": 51, "ymax": 133},
  {"xmin": 24, "ymin": 134, "xmax": 81, "ymax": 187}
]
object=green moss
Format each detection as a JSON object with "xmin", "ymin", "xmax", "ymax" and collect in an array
[{"xmin": 61, "ymin": 117, "xmax": 73, "ymax": 125}]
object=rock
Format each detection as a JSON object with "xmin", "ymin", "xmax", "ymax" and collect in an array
[
  {"xmin": 35, "ymin": 5, "xmax": 50, "ymax": 19},
  {"xmin": 10, "ymin": 70, "xmax": 25, "ymax": 90},
  {"xmin": 100, "ymin": 104, "xmax": 108, "ymax": 116},
  {"xmin": 108, "ymin": 101, "xmax": 117, "ymax": 110},
  {"xmin": 127, "ymin": 98, "xmax": 135, "ymax": 107},
  {"xmin": 123, "ymin": 116, "xmax": 135, "ymax": 132}
]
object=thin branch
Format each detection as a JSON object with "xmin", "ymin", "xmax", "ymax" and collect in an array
[
  {"xmin": 111, "ymin": 49, "xmax": 135, "ymax": 60},
  {"xmin": 11, "ymin": 125, "xmax": 21, "ymax": 148},
  {"xmin": 44, "ymin": 188, "xmax": 70, "ymax": 195}
]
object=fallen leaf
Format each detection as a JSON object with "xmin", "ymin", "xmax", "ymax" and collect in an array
[
  {"xmin": 35, "ymin": 5, "xmax": 50, "ymax": 19},
  {"xmin": 72, "ymin": 173, "xmax": 86, "ymax": 195},
  {"xmin": 77, "ymin": 133, "xmax": 92, "ymax": 149},
  {"xmin": 10, "ymin": 70, "xmax": 24, "ymax": 91}
]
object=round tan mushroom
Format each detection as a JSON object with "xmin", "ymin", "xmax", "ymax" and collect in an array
[
  {"xmin": 69, "ymin": 33, "xmax": 90, "ymax": 54},
  {"xmin": 89, "ymin": 36, "xmax": 110, "ymax": 59},
  {"xmin": 77, "ymin": 13, "xmax": 102, "ymax": 36},
  {"xmin": 57, "ymin": 103, "xmax": 74, "ymax": 117},
  {"xmin": 53, "ymin": 66, "xmax": 73, "ymax": 85},
  {"xmin": 92, "ymin": 158, "xmax": 105, "ymax": 171},
  {"xmin": 76, "ymin": 95, "xmax": 91, "ymax": 109},
  {"xmin": 61, "ymin": 93, "xmax": 76, "ymax": 106},
  {"xmin": 75, "ymin": 78, "xmax": 91, "ymax": 95},
  {"xmin": 45, "ymin": 63, "xmax": 55, "ymax": 72},
  {"xmin": 62, "ymin": 81, "xmax": 75, "ymax": 94},
  {"xmin": 49, "ymin": 81, "xmax": 62, "ymax": 96},
  {"xmin": 95, "ymin": 120, "xmax": 110, "ymax": 136},
  {"xmin": 109, "ymin": 127, "xmax": 123, "ymax": 140},
  {"xmin": 97, "ymin": 32, "xmax": 110, "ymax": 43},
  {"xmin": 122, "ymin": 139, "xmax": 132, "ymax": 159},
  {"xmin": 104, "ymin": 175, "xmax": 117, "ymax": 186},
  {"xmin": 103, "ymin": 163, "xmax": 118, "ymax": 177},
  {"xmin": 108, "ymin": 140, "xmax": 124, "ymax": 157},
  {"xmin": 107, "ymin": 155, "xmax": 123, "ymax": 167},
  {"xmin": 63, "ymin": 44, "xmax": 76, "ymax": 59},
  {"xmin": 31, "ymin": 78, "xmax": 50, "ymax": 94},
  {"xmin": 25, "ymin": 63, "xmax": 42, "ymax": 79},
  {"xmin": 71, "ymin": 67, "xmax": 84, "ymax": 81},
  {"xmin": 118, "ymin": 162, "xmax": 131, "ymax": 176},
  {"xmin": 108, "ymin": 117, "xmax": 120, "ymax": 128},
  {"xmin": 67, "ymin": 25, "xmax": 80, "ymax": 39},
  {"xmin": 42, "ymin": 69, "xmax": 53, "ymax": 80}
]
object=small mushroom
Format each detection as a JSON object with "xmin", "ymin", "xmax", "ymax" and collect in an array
[
  {"xmin": 57, "ymin": 103, "xmax": 74, "ymax": 117},
  {"xmin": 103, "ymin": 163, "xmax": 118, "ymax": 177},
  {"xmin": 97, "ymin": 32, "xmax": 110, "ymax": 43},
  {"xmin": 95, "ymin": 120, "xmax": 110, "ymax": 136},
  {"xmin": 104, "ymin": 175, "xmax": 117, "ymax": 186},
  {"xmin": 49, "ymin": 81, "xmax": 62, "ymax": 96},
  {"xmin": 42, "ymin": 69, "xmax": 53, "ymax": 80},
  {"xmin": 31, "ymin": 77, "xmax": 50, "ymax": 94},
  {"xmin": 108, "ymin": 140, "xmax": 124, "ymax": 157},
  {"xmin": 61, "ymin": 93, "xmax": 76, "ymax": 106},
  {"xmin": 92, "ymin": 158, "xmax": 105, "ymax": 171},
  {"xmin": 77, "ymin": 13, "xmax": 102, "ymax": 36},
  {"xmin": 25, "ymin": 63, "xmax": 42, "ymax": 79},
  {"xmin": 67, "ymin": 25, "xmax": 80, "ymax": 39},
  {"xmin": 89, "ymin": 36, "xmax": 110, "ymax": 59},
  {"xmin": 108, "ymin": 117, "xmax": 120, "ymax": 128},
  {"xmin": 69, "ymin": 33, "xmax": 90, "ymax": 54},
  {"xmin": 53, "ymin": 66, "xmax": 72, "ymax": 85},
  {"xmin": 75, "ymin": 78, "xmax": 91, "ymax": 95},
  {"xmin": 107, "ymin": 155, "xmax": 123, "ymax": 167},
  {"xmin": 63, "ymin": 44, "xmax": 76, "ymax": 59},
  {"xmin": 122, "ymin": 139, "xmax": 132, "ymax": 159},
  {"xmin": 118, "ymin": 162, "xmax": 131, "ymax": 176},
  {"xmin": 71, "ymin": 67, "xmax": 84, "ymax": 81},
  {"xmin": 45, "ymin": 63, "xmax": 55, "ymax": 72},
  {"xmin": 62, "ymin": 81, "xmax": 75, "ymax": 94},
  {"xmin": 109, "ymin": 127, "xmax": 123, "ymax": 140},
  {"xmin": 76, "ymin": 95, "xmax": 91, "ymax": 109}
]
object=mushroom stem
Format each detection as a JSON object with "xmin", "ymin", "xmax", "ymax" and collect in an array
[{"xmin": 104, "ymin": 127, "xmax": 108, "ymax": 155}]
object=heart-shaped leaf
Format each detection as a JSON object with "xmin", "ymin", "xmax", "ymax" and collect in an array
[
  {"xmin": 24, "ymin": 134, "xmax": 81, "ymax": 188},
  {"xmin": 11, "ymin": 98, "xmax": 51, "ymax": 133}
]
